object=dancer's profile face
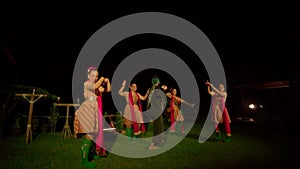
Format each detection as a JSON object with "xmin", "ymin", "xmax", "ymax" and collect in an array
[
  {"xmin": 88, "ymin": 70, "xmax": 99, "ymax": 83},
  {"xmin": 130, "ymin": 84, "xmax": 137, "ymax": 92},
  {"xmin": 171, "ymin": 89, "xmax": 177, "ymax": 96},
  {"xmin": 219, "ymin": 84, "xmax": 225, "ymax": 92}
]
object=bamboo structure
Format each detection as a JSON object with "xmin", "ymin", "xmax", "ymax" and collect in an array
[
  {"xmin": 54, "ymin": 103, "xmax": 80, "ymax": 139},
  {"xmin": 15, "ymin": 89, "xmax": 47, "ymax": 144}
]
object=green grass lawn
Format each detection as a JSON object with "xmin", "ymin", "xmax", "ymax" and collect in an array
[{"xmin": 0, "ymin": 122, "xmax": 298, "ymax": 169}]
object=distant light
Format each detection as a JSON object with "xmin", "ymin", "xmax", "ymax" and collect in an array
[
  {"xmin": 249, "ymin": 104, "xmax": 255, "ymax": 109},
  {"xmin": 259, "ymin": 104, "xmax": 263, "ymax": 108}
]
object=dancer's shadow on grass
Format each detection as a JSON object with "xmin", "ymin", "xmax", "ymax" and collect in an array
[{"xmin": 187, "ymin": 133, "xmax": 223, "ymax": 143}]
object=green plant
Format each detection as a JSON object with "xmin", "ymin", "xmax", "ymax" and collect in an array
[
  {"xmin": 48, "ymin": 104, "xmax": 59, "ymax": 133},
  {"xmin": 114, "ymin": 111, "xmax": 124, "ymax": 131}
]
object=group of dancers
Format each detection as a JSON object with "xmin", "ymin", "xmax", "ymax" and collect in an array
[{"xmin": 73, "ymin": 66, "xmax": 231, "ymax": 168}]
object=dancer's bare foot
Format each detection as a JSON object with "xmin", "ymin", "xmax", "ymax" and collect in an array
[
  {"xmin": 149, "ymin": 143, "xmax": 159, "ymax": 150},
  {"xmin": 134, "ymin": 130, "xmax": 142, "ymax": 135}
]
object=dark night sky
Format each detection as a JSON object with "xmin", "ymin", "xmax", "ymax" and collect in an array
[{"xmin": 1, "ymin": 2, "xmax": 300, "ymax": 102}]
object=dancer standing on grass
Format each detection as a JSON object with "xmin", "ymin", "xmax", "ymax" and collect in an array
[
  {"xmin": 166, "ymin": 88, "xmax": 194, "ymax": 135},
  {"xmin": 73, "ymin": 66, "xmax": 111, "ymax": 168},
  {"xmin": 119, "ymin": 80, "xmax": 149, "ymax": 141},
  {"xmin": 205, "ymin": 80, "xmax": 231, "ymax": 142}
]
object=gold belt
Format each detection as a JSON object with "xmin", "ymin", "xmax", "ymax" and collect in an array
[{"xmin": 85, "ymin": 97, "xmax": 97, "ymax": 101}]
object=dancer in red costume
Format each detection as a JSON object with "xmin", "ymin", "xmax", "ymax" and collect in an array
[
  {"xmin": 205, "ymin": 80, "xmax": 231, "ymax": 142},
  {"xmin": 166, "ymin": 88, "xmax": 194, "ymax": 135},
  {"xmin": 119, "ymin": 80, "xmax": 149, "ymax": 141},
  {"xmin": 73, "ymin": 66, "xmax": 111, "ymax": 168}
]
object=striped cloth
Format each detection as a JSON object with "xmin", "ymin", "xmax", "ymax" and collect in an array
[{"xmin": 74, "ymin": 99, "xmax": 98, "ymax": 139}]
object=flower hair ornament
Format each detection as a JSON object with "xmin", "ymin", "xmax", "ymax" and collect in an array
[
  {"xmin": 161, "ymin": 85, "xmax": 167, "ymax": 91},
  {"xmin": 87, "ymin": 66, "xmax": 97, "ymax": 73}
]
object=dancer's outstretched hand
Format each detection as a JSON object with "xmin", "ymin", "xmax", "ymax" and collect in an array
[
  {"xmin": 205, "ymin": 80, "xmax": 211, "ymax": 86},
  {"xmin": 122, "ymin": 80, "xmax": 126, "ymax": 87}
]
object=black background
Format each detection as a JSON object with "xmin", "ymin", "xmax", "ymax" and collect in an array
[{"xmin": 1, "ymin": 1, "xmax": 299, "ymax": 112}]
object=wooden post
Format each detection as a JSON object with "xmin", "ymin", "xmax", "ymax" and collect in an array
[
  {"xmin": 15, "ymin": 89, "xmax": 47, "ymax": 144},
  {"xmin": 54, "ymin": 103, "xmax": 80, "ymax": 139}
]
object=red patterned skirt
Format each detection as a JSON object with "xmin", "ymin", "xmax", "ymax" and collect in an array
[{"xmin": 74, "ymin": 100, "xmax": 98, "ymax": 139}]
